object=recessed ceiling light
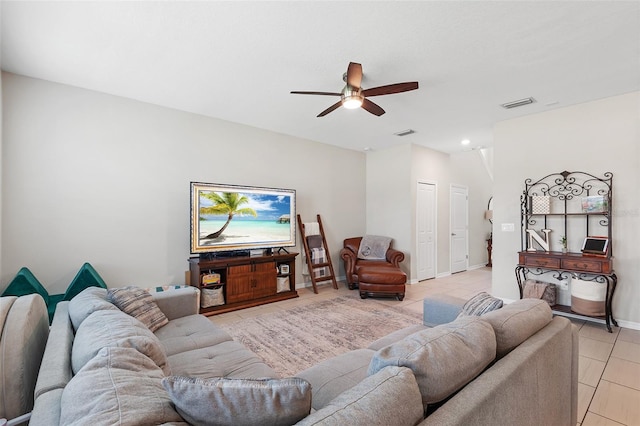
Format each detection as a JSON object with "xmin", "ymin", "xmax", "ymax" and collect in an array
[{"xmin": 461, "ymin": 139, "xmax": 471, "ymax": 146}]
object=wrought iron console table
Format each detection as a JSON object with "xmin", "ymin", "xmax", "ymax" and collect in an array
[
  {"xmin": 515, "ymin": 171, "xmax": 617, "ymax": 332},
  {"xmin": 515, "ymin": 253, "xmax": 617, "ymax": 332}
]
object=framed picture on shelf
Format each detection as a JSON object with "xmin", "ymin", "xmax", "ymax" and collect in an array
[
  {"xmin": 279, "ymin": 264, "xmax": 290, "ymax": 275},
  {"xmin": 581, "ymin": 195, "xmax": 608, "ymax": 213}
]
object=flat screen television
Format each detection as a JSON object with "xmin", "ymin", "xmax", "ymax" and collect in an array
[{"xmin": 190, "ymin": 182, "xmax": 296, "ymax": 254}]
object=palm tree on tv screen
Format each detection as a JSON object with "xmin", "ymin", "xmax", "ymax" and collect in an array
[{"xmin": 200, "ymin": 192, "xmax": 257, "ymax": 239}]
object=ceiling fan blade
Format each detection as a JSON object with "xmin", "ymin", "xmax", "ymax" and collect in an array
[
  {"xmin": 347, "ymin": 62, "xmax": 362, "ymax": 88},
  {"xmin": 317, "ymin": 101, "xmax": 343, "ymax": 117},
  {"xmin": 291, "ymin": 91, "xmax": 341, "ymax": 96},
  {"xmin": 361, "ymin": 98, "xmax": 385, "ymax": 116},
  {"xmin": 362, "ymin": 82, "xmax": 419, "ymax": 97}
]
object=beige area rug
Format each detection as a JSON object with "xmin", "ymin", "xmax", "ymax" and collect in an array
[{"xmin": 219, "ymin": 295, "xmax": 422, "ymax": 377}]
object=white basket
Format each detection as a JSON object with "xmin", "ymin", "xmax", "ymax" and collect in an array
[
  {"xmin": 571, "ymin": 278, "xmax": 605, "ymax": 316},
  {"xmin": 277, "ymin": 276, "xmax": 290, "ymax": 293},
  {"xmin": 201, "ymin": 286, "xmax": 225, "ymax": 308}
]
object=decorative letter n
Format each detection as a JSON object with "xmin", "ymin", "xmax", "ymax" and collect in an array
[{"xmin": 526, "ymin": 229, "xmax": 551, "ymax": 252}]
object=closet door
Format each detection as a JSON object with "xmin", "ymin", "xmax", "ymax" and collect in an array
[
  {"xmin": 450, "ymin": 185, "xmax": 468, "ymax": 274},
  {"xmin": 417, "ymin": 181, "xmax": 436, "ymax": 281}
]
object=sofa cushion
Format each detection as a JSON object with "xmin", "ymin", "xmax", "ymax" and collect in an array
[
  {"xmin": 296, "ymin": 348, "xmax": 376, "ymax": 411},
  {"xmin": 154, "ymin": 314, "xmax": 234, "ymax": 356},
  {"xmin": 67, "ymin": 287, "xmax": 118, "ymax": 331},
  {"xmin": 107, "ymin": 286, "xmax": 169, "ymax": 332},
  {"xmin": 60, "ymin": 347, "xmax": 182, "ymax": 425},
  {"xmin": 163, "ymin": 376, "xmax": 311, "ymax": 426},
  {"xmin": 457, "ymin": 291, "xmax": 503, "ymax": 317},
  {"xmin": 368, "ymin": 316, "xmax": 496, "ymax": 405},
  {"xmin": 167, "ymin": 340, "xmax": 277, "ymax": 379},
  {"xmin": 354, "ymin": 261, "xmax": 397, "ymax": 276},
  {"xmin": 296, "ymin": 366, "xmax": 423, "ymax": 426},
  {"xmin": 72, "ymin": 309, "xmax": 170, "ymax": 375},
  {"xmin": 480, "ymin": 298, "xmax": 552, "ymax": 359},
  {"xmin": 367, "ymin": 324, "xmax": 428, "ymax": 351}
]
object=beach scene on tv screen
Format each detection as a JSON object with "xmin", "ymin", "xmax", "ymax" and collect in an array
[{"xmin": 198, "ymin": 190, "xmax": 292, "ymax": 247}]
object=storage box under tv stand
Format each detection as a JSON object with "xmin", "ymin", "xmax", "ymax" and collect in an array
[{"xmin": 188, "ymin": 252, "xmax": 299, "ymax": 316}]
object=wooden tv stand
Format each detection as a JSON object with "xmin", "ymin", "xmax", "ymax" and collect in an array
[{"xmin": 188, "ymin": 252, "xmax": 299, "ymax": 316}]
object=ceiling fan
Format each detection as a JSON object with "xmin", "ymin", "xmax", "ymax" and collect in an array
[{"xmin": 291, "ymin": 62, "xmax": 419, "ymax": 117}]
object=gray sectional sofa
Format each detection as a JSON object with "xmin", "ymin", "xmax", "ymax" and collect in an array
[
  {"xmin": 0, "ymin": 294, "xmax": 49, "ymax": 422},
  {"xmin": 29, "ymin": 286, "xmax": 578, "ymax": 426}
]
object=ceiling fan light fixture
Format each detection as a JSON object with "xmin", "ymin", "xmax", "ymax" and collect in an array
[
  {"xmin": 291, "ymin": 62, "xmax": 418, "ymax": 117},
  {"xmin": 342, "ymin": 96, "xmax": 363, "ymax": 109},
  {"xmin": 341, "ymin": 85, "xmax": 363, "ymax": 109}
]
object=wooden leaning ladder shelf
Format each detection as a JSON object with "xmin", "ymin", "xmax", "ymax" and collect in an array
[{"xmin": 297, "ymin": 214, "xmax": 338, "ymax": 293}]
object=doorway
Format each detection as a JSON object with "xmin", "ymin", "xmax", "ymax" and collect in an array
[
  {"xmin": 450, "ymin": 185, "xmax": 468, "ymax": 274},
  {"xmin": 417, "ymin": 181, "xmax": 436, "ymax": 281}
]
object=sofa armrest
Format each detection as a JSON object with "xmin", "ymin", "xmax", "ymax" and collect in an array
[
  {"xmin": 30, "ymin": 388, "xmax": 63, "ymax": 426},
  {"xmin": 340, "ymin": 247, "xmax": 358, "ymax": 285},
  {"xmin": 34, "ymin": 302, "xmax": 74, "ymax": 400},
  {"xmin": 420, "ymin": 317, "xmax": 577, "ymax": 426},
  {"xmin": 151, "ymin": 287, "xmax": 200, "ymax": 320},
  {"xmin": 0, "ymin": 294, "xmax": 49, "ymax": 420},
  {"xmin": 386, "ymin": 248, "xmax": 404, "ymax": 267},
  {"xmin": 422, "ymin": 294, "xmax": 466, "ymax": 327}
]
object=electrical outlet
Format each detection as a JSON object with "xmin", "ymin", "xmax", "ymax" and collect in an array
[{"xmin": 558, "ymin": 280, "xmax": 569, "ymax": 291}]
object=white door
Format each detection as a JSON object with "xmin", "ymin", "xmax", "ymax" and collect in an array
[
  {"xmin": 417, "ymin": 182, "xmax": 436, "ymax": 281},
  {"xmin": 450, "ymin": 185, "xmax": 468, "ymax": 274}
]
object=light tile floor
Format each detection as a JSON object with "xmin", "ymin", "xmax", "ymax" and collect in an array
[{"xmin": 211, "ymin": 267, "xmax": 640, "ymax": 426}]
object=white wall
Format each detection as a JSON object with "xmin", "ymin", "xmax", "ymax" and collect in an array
[
  {"xmin": 365, "ymin": 144, "xmax": 413, "ymax": 278},
  {"xmin": 0, "ymin": 70, "xmax": 3, "ymax": 282},
  {"xmin": 410, "ymin": 144, "xmax": 452, "ymax": 277},
  {"xmin": 1, "ymin": 73, "xmax": 366, "ymax": 293},
  {"xmin": 493, "ymin": 91, "xmax": 640, "ymax": 328},
  {"xmin": 410, "ymin": 145, "xmax": 493, "ymax": 278},
  {"xmin": 365, "ymin": 143, "xmax": 492, "ymax": 283},
  {"xmin": 450, "ymin": 150, "xmax": 494, "ymax": 267}
]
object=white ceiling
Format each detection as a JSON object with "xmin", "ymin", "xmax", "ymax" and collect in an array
[{"xmin": 2, "ymin": 1, "xmax": 639, "ymax": 153}]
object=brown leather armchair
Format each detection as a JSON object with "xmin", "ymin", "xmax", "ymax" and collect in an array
[{"xmin": 340, "ymin": 237, "xmax": 406, "ymax": 300}]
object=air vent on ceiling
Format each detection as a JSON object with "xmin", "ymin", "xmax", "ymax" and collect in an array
[
  {"xmin": 394, "ymin": 129, "xmax": 416, "ymax": 137},
  {"xmin": 500, "ymin": 97, "xmax": 536, "ymax": 109}
]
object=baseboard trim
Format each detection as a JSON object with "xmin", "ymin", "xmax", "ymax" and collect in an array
[
  {"xmin": 616, "ymin": 319, "xmax": 640, "ymax": 331},
  {"xmin": 468, "ymin": 263, "xmax": 488, "ymax": 270},
  {"xmin": 295, "ymin": 275, "xmax": 347, "ymax": 290}
]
